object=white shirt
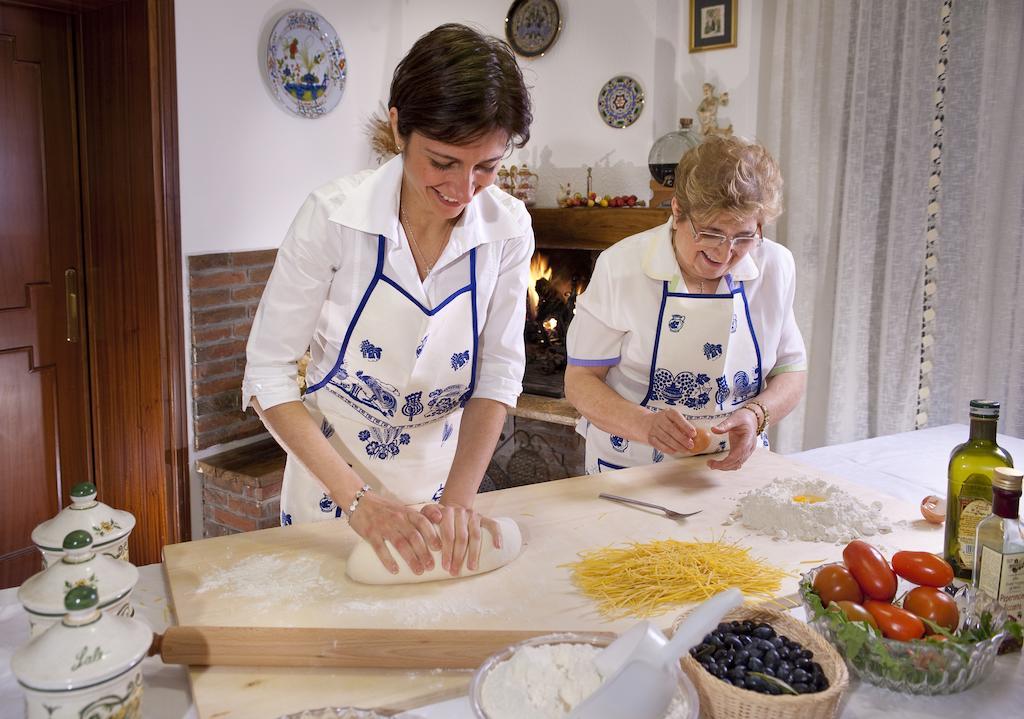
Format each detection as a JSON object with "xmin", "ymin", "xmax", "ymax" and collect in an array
[
  {"xmin": 243, "ymin": 155, "xmax": 534, "ymax": 412},
  {"xmin": 566, "ymin": 219, "xmax": 806, "ymax": 404}
]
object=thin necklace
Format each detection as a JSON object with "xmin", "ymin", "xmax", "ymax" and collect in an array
[{"xmin": 400, "ymin": 203, "xmax": 447, "ymax": 276}]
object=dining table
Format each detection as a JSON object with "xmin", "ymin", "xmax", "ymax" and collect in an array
[{"xmin": 1, "ymin": 423, "xmax": 1021, "ymax": 718}]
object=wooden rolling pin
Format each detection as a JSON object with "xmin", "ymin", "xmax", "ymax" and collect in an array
[{"xmin": 151, "ymin": 626, "xmax": 615, "ymax": 669}]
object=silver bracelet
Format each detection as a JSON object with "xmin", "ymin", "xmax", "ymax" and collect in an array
[{"xmin": 346, "ymin": 484, "xmax": 372, "ymax": 520}]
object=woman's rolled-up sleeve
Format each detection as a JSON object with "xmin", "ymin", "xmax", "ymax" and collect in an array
[
  {"xmin": 241, "ymin": 194, "xmax": 337, "ymax": 411},
  {"xmin": 566, "ymin": 253, "xmax": 626, "ymax": 367},
  {"xmin": 471, "ymin": 230, "xmax": 535, "ymax": 407}
]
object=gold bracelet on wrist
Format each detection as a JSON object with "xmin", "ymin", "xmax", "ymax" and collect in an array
[
  {"xmin": 738, "ymin": 405, "xmax": 761, "ymax": 430},
  {"xmin": 746, "ymin": 400, "xmax": 770, "ymax": 434}
]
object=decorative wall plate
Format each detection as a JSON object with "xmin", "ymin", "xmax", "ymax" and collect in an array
[
  {"xmin": 266, "ymin": 10, "xmax": 347, "ymax": 119},
  {"xmin": 505, "ymin": 0, "xmax": 562, "ymax": 58},
  {"xmin": 598, "ymin": 75, "xmax": 645, "ymax": 128}
]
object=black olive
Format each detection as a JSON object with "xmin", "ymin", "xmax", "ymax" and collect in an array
[
  {"xmin": 762, "ymin": 665, "xmax": 776, "ymax": 677},
  {"xmin": 753, "ymin": 624, "xmax": 776, "ymax": 639},
  {"xmin": 762, "ymin": 649, "xmax": 780, "ymax": 668},
  {"xmin": 717, "ymin": 622, "xmax": 732, "ymax": 634},
  {"xmin": 765, "ymin": 683, "xmax": 782, "ymax": 695},
  {"xmin": 726, "ymin": 635, "xmax": 744, "ymax": 651},
  {"xmin": 713, "ymin": 648, "xmax": 728, "ymax": 662},
  {"xmin": 735, "ymin": 649, "xmax": 751, "ymax": 664},
  {"xmin": 728, "ymin": 666, "xmax": 747, "ymax": 680},
  {"xmin": 795, "ymin": 657, "xmax": 813, "ymax": 671},
  {"xmin": 799, "ymin": 648, "xmax": 814, "ymax": 660},
  {"xmin": 776, "ymin": 668, "xmax": 792, "ymax": 683},
  {"xmin": 792, "ymin": 682, "xmax": 811, "ymax": 693},
  {"xmin": 770, "ymin": 636, "xmax": 785, "ymax": 649}
]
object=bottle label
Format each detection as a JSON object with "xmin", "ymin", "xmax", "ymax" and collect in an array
[
  {"xmin": 957, "ymin": 498, "xmax": 992, "ymax": 566},
  {"xmin": 977, "ymin": 546, "xmax": 1024, "ymax": 620}
]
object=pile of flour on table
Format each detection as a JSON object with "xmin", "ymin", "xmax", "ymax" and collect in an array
[
  {"xmin": 480, "ymin": 642, "xmax": 691, "ymax": 719},
  {"xmin": 724, "ymin": 476, "xmax": 893, "ymax": 543}
]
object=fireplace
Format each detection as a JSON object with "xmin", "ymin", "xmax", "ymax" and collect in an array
[
  {"xmin": 523, "ymin": 248, "xmax": 597, "ymax": 397},
  {"xmin": 519, "ymin": 206, "xmax": 672, "ymax": 399}
]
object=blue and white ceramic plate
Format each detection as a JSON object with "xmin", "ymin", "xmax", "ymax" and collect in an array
[
  {"xmin": 505, "ymin": 0, "xmax": 562, "ymax": 58},
  {"xmin": 266, "ymin": 10, "xmax": 347, "ymax": 119},
  {"xmin": 598, "ymin": 75, "xmax": 645, "ymax": 129}
]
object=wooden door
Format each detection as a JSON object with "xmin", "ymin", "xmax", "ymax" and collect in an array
[{"xmin": 0, "ymin": 4, "xmax": 91, "ymax": 588}]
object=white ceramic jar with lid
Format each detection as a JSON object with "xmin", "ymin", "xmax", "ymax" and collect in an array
[
  {"xmin": 31, "ymin": 481, "xmax": 135, "ymax": 568},
  {"xmin": 11, "ymin": 584, "xmax": 151, "ymax": 719},
  {"xmin": 18, "ymin": 529, "xmax": 139, "ymax": 636}
]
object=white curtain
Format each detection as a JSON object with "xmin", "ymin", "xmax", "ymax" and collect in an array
[{"xmin": 759, "ymin": 0, "xmax": 1024, "ymax": 452}]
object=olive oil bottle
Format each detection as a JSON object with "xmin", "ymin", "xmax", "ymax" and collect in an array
[
  {"xmin": 973, "ymin": 467, "xmax": 1024, "ymax": 650},
  {"xmin": 944, "ymin": 400, "xmax": 1014, "ymax": 579}
]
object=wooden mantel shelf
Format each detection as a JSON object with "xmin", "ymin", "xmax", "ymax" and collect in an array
[
  {"xmin": 527, "ymin": 207, "xmax": 671, "ymax": 250},
  {"xmin": 510, "ymin": 393, "xmax": 579, "ymax": 426}
]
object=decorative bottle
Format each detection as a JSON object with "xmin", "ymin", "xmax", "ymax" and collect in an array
[
  {"xmin": 647, "ymin": 117, "xmax": 703, "ymax": 187},
  {"xmin": 944, "ymin": 400, "xmax": 1014, "ymax": 580},
  {"xmin": 973, "ymin": 467, "xmax": 1024, "ymax": 649}
]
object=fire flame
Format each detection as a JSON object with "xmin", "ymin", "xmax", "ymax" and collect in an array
[{"xmin": 527, "ymin": 252, "xmax": 553, "ymax": 317}]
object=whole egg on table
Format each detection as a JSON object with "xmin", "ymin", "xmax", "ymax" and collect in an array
[{"xmin": 162, "ymin": 450, "xmax": 937, "ymax": 718}]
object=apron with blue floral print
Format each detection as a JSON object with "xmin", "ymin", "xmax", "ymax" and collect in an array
[
  {"xmin": 280, "ymin": 236, "xmax": 478, "ymax": 524},
  {"xmin": 585, "ymin": 275, "xmax": 767, "ymax": 473}
]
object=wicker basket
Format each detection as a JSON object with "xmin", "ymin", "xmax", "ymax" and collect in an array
[{"xmin": 672, "ymin": 603, "xmax": 849, "ymax": 719}]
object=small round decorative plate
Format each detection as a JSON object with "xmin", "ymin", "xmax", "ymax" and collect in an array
[
  {"xmin": 598, "ymin": 75, "xmax": 645, "ymax": 129},
  {"xmin": 505, "ymin": 0, "xmax": 562, "ymax": 58},
  {"xmin": 266, "ymin": 10, "xmax": 347, "ymax": 119}
]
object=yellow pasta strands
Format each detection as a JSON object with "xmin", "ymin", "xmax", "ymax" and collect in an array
[{"xmin": 566, "ymin": 536, "xmax": 790, "ymax": 618}]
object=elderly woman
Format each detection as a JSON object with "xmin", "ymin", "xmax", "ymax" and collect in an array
[{"xmin": 565, "ymin": 136, "xmax": 806, "ymax": 473}]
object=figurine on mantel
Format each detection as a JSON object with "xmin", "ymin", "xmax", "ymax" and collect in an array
[{"xmin": 697, "ymin": 82, "xmax": 732, "ymax": 137}]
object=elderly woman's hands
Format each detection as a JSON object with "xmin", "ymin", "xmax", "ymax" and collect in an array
[
  {"xmin": 707, "ymin": 406, "xmax": 760, "ymax": 471},
  {"xmin": 641, "ymin": 408, "xmax": 699, "ymax": 454}
]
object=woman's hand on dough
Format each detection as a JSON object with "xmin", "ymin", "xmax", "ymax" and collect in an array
[
  {"xmin": 421, "ymin": 502, "xmax": 502, "ymax": 576},
  {"xmin": 348, "ymin": 493, "xmax": 442, "ymax": 575},
  {"xmin": 641, "ymin": 408, "xmax": 697, "ymax": 454},
  {"xmin": 707, "ymin": 407, "xmax": 759, "ymax": 471}
]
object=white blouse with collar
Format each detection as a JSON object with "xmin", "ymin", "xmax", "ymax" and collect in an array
[{"xmin": 242, "ymin": 155, "xmax": 534, "ymax": 412}]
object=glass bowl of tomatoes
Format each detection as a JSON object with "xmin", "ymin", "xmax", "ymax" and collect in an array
[{"xmin": 799, "ymin": 558, "xmax": 1013, "ymax": 694}]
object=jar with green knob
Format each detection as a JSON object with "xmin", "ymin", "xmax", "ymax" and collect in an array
[
  {"xmin": 30, "ymin": 482, "xmax": 135, "ymax": 569},
  {"xmin": 11, "ymin": 584, "xmax": 151, "ymax": 719},
  {"xmin": 18, "ymin": 530, "xmax": 139, "ymax": 636}
]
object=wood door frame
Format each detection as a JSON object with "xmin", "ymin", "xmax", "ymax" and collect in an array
[{"xmin": 10, "ymin": 0, "xmax": 189, "ymax": 559}]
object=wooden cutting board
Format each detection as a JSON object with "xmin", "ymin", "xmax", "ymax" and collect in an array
[{"xmin": 164, "ymin": 449, "xmax": 940, "ymax": 718}]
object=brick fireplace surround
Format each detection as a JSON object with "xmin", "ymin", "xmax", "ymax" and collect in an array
[{"xmin": 190, "ymin": 208, "xmax": 669, "ymax": 537}]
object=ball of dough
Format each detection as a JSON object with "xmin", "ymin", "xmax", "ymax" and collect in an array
[{"xmin": 345, "ymin": 517, "xmax": 523, "ymax": 585}]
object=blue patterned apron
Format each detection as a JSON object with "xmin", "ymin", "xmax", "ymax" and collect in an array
[
  {"xmin": 281, "ymin": 236, "xmax": 479, "ymax": 524},
  {"xmin": 585, "ymin": 275, "xmax": 765, "ymax": 473}
]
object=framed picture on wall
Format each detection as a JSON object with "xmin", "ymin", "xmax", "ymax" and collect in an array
[{"xmin": 689, "ymin": 0, "xmax": 737, "ymax": 53}]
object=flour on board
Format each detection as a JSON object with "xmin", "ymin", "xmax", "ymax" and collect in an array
[{"xmin": 724, "ymin": 476, "xmax": 893, "ymax": 543}]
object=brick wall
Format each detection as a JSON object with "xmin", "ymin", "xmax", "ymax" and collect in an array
[{"xmin": 188, "ymin": 250, "xmax": 278, "ymax": 449}]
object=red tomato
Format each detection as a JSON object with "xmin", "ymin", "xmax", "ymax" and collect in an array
[
  {"xmin": 864, "ymin": 599, "xmax": 926, "ymax": 640},
  {"xmin": 891, "ymin": 551, "xmax": 954, "ymax": 588},
  {"xmin": 842, "ymin": 540, "xmax": 897, "ymax": 601},
  {"xmin": 813, "ymin": 564, "xmax": 864, "ymax": 605},
  {"xmin": 830, "ymin": 600, "xmax": 879, "ymax": 629},
  {"xmin": 903, "ymin": 586, "xmax": 960, "ymax": 633}
]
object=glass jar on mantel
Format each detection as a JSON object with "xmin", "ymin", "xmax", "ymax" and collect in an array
[
  {"xmin": 511, "ymin": 164, "xmax": 538, "ymax": 207},
  {"xmin": 648, "ymin": 117, "xmax": 703, "ymax": 207}
]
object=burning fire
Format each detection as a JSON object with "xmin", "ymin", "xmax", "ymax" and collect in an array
[{"xmin": 527, "ymin": 252, "xmax": 553, "ymax": 317}]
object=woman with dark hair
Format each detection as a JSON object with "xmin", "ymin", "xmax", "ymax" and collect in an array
[{"xmin": 243, "ymin": 24, "xmax": 534, "ymax": 578}]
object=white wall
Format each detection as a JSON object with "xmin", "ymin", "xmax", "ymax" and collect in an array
[{"xmin": 176, "ymin": 0, "xmax": 765, "ymax": 534}]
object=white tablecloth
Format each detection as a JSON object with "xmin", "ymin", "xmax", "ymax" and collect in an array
[{"xmin": 2, "ymin": 424, "xmax": 1021, "ymax": 718}]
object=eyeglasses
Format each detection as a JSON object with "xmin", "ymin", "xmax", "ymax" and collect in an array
[{"xmin": 687, "ymin": 216, "xmax": 762, "ymax": 249}]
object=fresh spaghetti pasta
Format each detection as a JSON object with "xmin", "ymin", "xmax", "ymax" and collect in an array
[{"xmin": 565, "ymin": 536, "xmax": 789, "ymax": 618}]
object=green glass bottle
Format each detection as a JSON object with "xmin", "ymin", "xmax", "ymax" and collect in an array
[{"xmin": 944, "ymin": 400, "xmax": 1014, "ymax": 580}]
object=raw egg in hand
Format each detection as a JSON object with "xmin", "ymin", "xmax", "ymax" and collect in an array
[
  {"xmin": 691, "ymin": 427, "xmax": 711, "ymax": 453},
  {"xmin": 920, "ymin": 495, "xmax": 946, "ymax": 524}
]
